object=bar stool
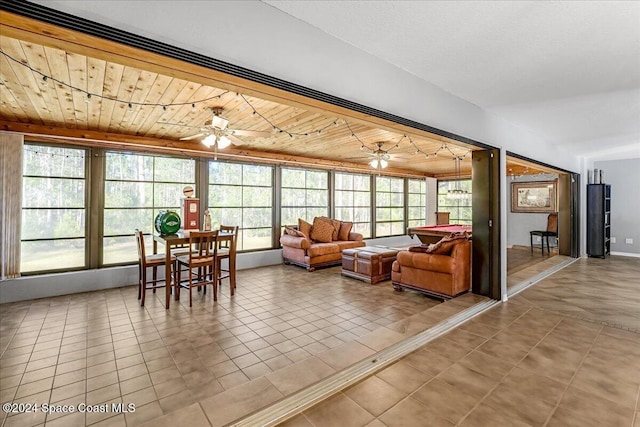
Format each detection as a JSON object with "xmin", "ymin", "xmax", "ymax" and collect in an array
[
  {"xmin": 217, "ymin": 225, "xmax": 238, "ymax": 295},
  {"xmin": 175, "ymin": 230, "xmax": 219, "ymax": 307},
  {"xmin": 135, "ymin": 230, "xmax": 176, "ymax": 307}
]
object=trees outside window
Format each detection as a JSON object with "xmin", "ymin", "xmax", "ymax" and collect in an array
[
  {"xmin": 335, "ymin": 173, "xmax": 371, "ymax": 238},
  {"xmin": 437, "ymin": 179, "xmax": 472, "ymax": 225},
  {"xmin": 209, "ymin": 161, "xmax": 273, "ymax": 251},
  {"xmin": 103, "ymin": 152, "xmax": 195, "ymax": 264},
  {"xmin": 407, "ymin": 179, "xmax": 427, "ymax": 228},
  {"xmin": 375, "ymin": 176, "xmax": 404, "ymax": 237},
  {"xmin": 281, "ymin": 167, "xmax": 329, "ymax": 230},
  {"xmin": 21, "ymin": 145, "xmax": 87, "ymax": 273}
]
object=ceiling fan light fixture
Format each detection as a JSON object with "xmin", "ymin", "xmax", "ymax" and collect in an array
[
  {"xmin": 217, "ymin": 135, "xmax": 232, "ymax": 149},
  {"xmin": 369, "ymin": 158, "xmax": 388, "ymax": 169},
  {"xmin": 202, "ymin": 134, "xmax": 216, "ymax": 148},
  {"xmin": 211, "ymin": 115, "xmax": 229, "ymax": 130}
]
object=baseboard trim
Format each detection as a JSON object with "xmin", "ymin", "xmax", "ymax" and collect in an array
[
  {"xmin": 232, "ymin": 299, "xmax": 498, "ymax": 427},
  {"xmin": 610, "ymin": 251, "xmax": 640, "ymax": 258}
]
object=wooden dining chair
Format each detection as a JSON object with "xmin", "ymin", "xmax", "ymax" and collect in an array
[
  {"xmin": 135, "ymin": 230, "xmax": 176, "ymax": 307},
  {"xmin": 217, "ymin": 225, "xmax": 239, "ymax": 295},
  {"xmin": 175, "ymin": 230, "xmax": 219, "ymax": 307}
]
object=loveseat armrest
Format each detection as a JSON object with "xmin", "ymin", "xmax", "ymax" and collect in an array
[
  {"xmin": 280, "ymin": 234, "xmax": 311, "ymax": 250},
  {"xmin": 348, "ymin": 232, "xmax": 363, "ymax": 241}
]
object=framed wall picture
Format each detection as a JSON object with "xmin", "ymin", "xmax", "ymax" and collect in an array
[{"xmin": 511, "ymin": 181, "xmax": 557, "ymax": 213}]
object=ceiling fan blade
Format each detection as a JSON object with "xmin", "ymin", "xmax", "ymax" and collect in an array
[
  {"xmin": 227, "ymin": 135, "xmax": 246, "ymax": 146},
  {"xmin": 180, "ymin": 133, "xmax": 205, "ymax": 141},
  {"xmin": 382, "ymin": 153, "xmax": 391, "ymax": 160},
  {"xmin": 230, "ymin": 129, "xmax": 272, "ymax": 138}
]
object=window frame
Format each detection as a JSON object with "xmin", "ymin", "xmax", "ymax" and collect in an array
[
  {"xmin": 437, "ymin": 178, "xmax": 473, "ymax": 225},
  {"xmin": 20, "ymin": 143, "xmax": 90, "ymax": 275},
  {"xmin": 374, "ymin": 175, "xmax": 405, "ymax": 237}
]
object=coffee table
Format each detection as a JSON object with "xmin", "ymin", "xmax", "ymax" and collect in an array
[{"xmin": 341, "ymin": 246, "xmax": 400, "ymax": 284}]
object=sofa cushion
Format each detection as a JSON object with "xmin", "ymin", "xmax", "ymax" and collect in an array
[
  {"xmin": 284, "ymin": 226, "xmax": 305, "ymax": 238},
  {"xmin": 311, "ymin": 218, "xmax": 334, "ymax": 243},
  {"xmin": 317, "ymin": 216, "xmax": 340, "ymax": 240},
  {"xmin": 424, "ymin": 232, "xmax": 470, "ymax": 255},
  {"xmin": 338, "ymin": 221, "xmax": 353, "ymax": 241},
  {"xmin": 298, "ymin": 218, "xmax": 312, "ymax": 239},
  {"xmin": 307, "ymin": 242, "xmax": 340, "ymax": 257}
]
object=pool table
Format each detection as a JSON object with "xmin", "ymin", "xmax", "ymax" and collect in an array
[{"xmin": 407, "ymin": 224, "xmax": 472, "ymax": 244}]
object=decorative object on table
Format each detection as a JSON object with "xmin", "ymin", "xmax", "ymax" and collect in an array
[
  {"xmin": 510, "ymin": 181, "xmax": 557, "ymax": 213},
  {"xmin": 182, "ymin": 185, "xmax": 195, "ymax": 198},
  {"xmin": 155, "ymin": 210, "xmax": 181, "ymax": 235},
  {"xmin": 594, "ymin": 168, "xmax": 600, "ymax": 184},
  {"xmin": 181, "ymin": 197, "xmax": 199, "ymax": 230},
  {"xmin": 203, "ymin": 209, "xmax": 212, "ymax": 231}
]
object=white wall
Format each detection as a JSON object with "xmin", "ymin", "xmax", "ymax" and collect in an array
[
  {"xmin": 507, "ymin": 174, "xmax": 559, "ymax": 248},
  {"xmin": 593, "ymin": 158, "xmax": 640, "ymax": 256}
]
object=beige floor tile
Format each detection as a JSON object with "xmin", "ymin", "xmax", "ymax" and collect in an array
[
  {"xmin": 411, "ymin": 378, "xmax": 481, "ymax": 425},
  {"xmin": 199, "ymin": 377, "xmax": 283, "ymax": 427},
  {"xmin": 303, "ymin": 393, "xmax": 374, "ymax": 427},
  {"xmin": 379, "ymin": 396, "xmax": 454, "ymax": 427},
  {"xmin": 316, "ymin": 341, "xmax": 376, "ymax": 371},
  {"xmin": 375, "ymin": 360, "xmax": 431, "ymax": 394},
  {"xmin": 124, "ymin": 401, "xmax": 164, "ymax": 427},
  {"xmin": 459, "ymin": 404, "xmax": 533, "ymax": 427},
  {"xmin": 266, "ymin": 356, "xmax": 335, "ymax": 395},
  {"xmin": 356, "ymin": 328, "xmax": 405, "ymax": 352},
  {"xmin": 570, "ymin": 357, "xmax": 639, "ymax": 409},
  {"xmin": 140, "ymin": 402, "xmax": 210, "ymax": 427},
  {"xmin": 344, "ymin": 376, "xmax": 406, "ymax": 417},
  {"xmin": 277, "ymin": 413, "xmax": 313, "ymax": 426},
  {"xmin": 435, "ymin": 363, "xmax": 499, "ymax": 400},
  {"xmin": 547, "ymin": 386, "xmax": 635, "ymax": 427}
]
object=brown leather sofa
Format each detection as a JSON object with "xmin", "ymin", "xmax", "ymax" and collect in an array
[
  {"xmin": 391, "ymin": 239, "xmax": 471, "ymax": 299},
  {"xmin": 280, "ymin": 218, "xmax": 365, "ymax": 271}
]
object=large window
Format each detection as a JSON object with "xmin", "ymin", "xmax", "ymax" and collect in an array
[
  {"xmin": 209, "ymin": 161, "xmax": 273, "ymax": 251},
  {"xmin": 407, "ymin": 178, "xmax": 427, "ymax": 228},
  {"xmin": 281, "ymin": 167, "xmax": 329, "ymax": 227},
  {"xmin": 334, "ymin": 173, "xmax": 371, "ymax": 238},
  {"xmin": 103, "ymin": 152, "xmax": 195, "ymax": 264},
  {"xmin": 437, "ymin": 179, "xmax": 472, "ymax": 225},
  {"xmin": 21, "ymin": 145, "xmax": 87, "ymax": 273},
  {"xmin": 375, "ymin": 176, "xmax": 404, "ymax": 237}
]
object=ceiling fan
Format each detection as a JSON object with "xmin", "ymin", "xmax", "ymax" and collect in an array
[
  {"xmin": 348, "ymin": 142, "xmax": 393, "ymax": 169},
  {"xmin": 159, "ymin": 108, "xmax": 271, "ymax": 149}
]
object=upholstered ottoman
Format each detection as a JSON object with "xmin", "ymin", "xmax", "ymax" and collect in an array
[{"xmin": 341, "ymin": 246, "xmax": 400, "ymax": 284}]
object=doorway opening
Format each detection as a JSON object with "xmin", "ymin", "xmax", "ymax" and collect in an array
[{"xmin": 506, "ymin": 154, "xmax": 578, "ymax": 292}]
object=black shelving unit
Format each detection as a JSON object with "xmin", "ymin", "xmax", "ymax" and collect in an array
[{"xmin": 587, "ymin": 184, "xmax": 611, "ymax": 258}]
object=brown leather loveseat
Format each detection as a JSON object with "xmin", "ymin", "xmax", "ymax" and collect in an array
[
  {"xmin": 391, "ymin": 234, "xmax": 471, "ymax": 299},
  {"xmin": 280, "ymin": 217, "xmax": 365, "ymax": 271}
]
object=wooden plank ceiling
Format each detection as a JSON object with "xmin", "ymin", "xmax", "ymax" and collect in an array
[{"xmin": 0, "ymin": 33, "xmax": 482, "ymax": 177}]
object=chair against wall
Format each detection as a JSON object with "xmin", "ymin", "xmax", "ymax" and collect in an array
[
  {"xmin": 530, "ymin": 213, "xmax": 558, "ymax": 254},
  {"xmin": 217, "ymin": 225, "xmax": 239, "ymax": 295},
  {"xmin": 175, "ymin": 230, "xmax": 219, "ymax": 307},
  {"xmin": 135, "ymin": 230, "xmax": 176, "ymax": 307},
  {"xmin": 436, "ymin": 211, "xmax": 450, "ymax": 225}
]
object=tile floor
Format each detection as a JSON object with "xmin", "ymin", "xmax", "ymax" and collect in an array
[
  {"xmin": 0, "ymin": 264, "xmax": 449, "ymax": 427},
  {"xmin": 282, "ymin": 255, "xmax": 640, "ymax": 427}
]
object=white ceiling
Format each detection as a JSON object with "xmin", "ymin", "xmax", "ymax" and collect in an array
[{"xmin": 265, "ymin": 0, "xmax": 640, "ymax": 160}]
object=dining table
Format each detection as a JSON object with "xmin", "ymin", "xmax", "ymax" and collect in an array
[{"xmin": 153, "ymin": 229, "xmax": 235, "ymax": 309}]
